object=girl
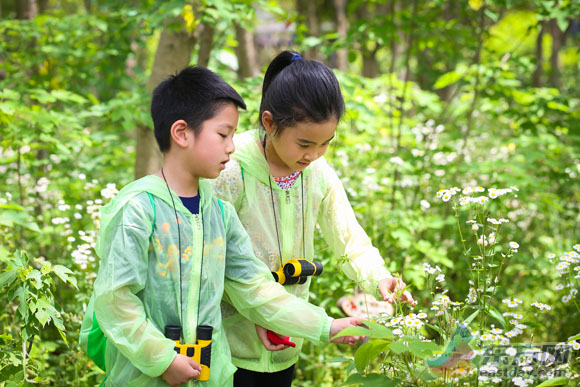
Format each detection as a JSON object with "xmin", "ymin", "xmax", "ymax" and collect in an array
[{"xmin": 212, "ymin": 51, "xmax": 414, "ymax": 386}]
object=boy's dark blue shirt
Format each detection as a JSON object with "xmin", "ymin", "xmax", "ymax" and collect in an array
[{"xmin": 179, "ymin": 194, "xmax": 200, "ymax": 214}]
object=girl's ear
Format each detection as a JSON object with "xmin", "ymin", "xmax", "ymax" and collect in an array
[
  {"xmin": 170, "ymin": 120, "xmax": 190, "ymax": 148},
  {"xmin": 261, "ymin": 111, "xmax": 276, "ymax": 135}
]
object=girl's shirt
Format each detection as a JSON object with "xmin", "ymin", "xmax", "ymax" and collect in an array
[
  {"xmin": 212, "ymin": 129, "xmax": 391, "ymax": 373},
  {"xmin": 81, "ymin": 175, "xmax": 332, "ymax": 386}
]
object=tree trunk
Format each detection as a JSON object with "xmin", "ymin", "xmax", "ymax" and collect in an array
[
  {"xmin": 532, "ymin": 21, "xmax": 544, "ymax": 87},
  {"xmin": 38, "ymin": 0, "xmax": 49, "ymax": 13},
  {"xmin": 134, "ymin": 18, "xmax": 197, "ymax": 179},
  {"xmin": 362, "ymin": 48, "xmax": 379, "ymax": 78},
  {"xmin": 197, "ymin": 22, "xmax": 215, "ymax": 67},
  {"xmin": 357, "ymin": 3, "xmax": 381, "ymax": 77},
  {"xmin": 234, "ymin": 23, "xmax": 258, "ymax": 79},
  {"xmin": 15, "ymin": 0, "xmax": 37, "ymax": 19},
  {"xmin": 297, "ymin": 0, "xmax": 322, "ymax": 61},
  {"xmin": 548, "ymin": 19, "xmax": 563, "ymax": 88},
  {"xmin": 333, "ymin": 0, "xmax": 347, "ymax": 71}
]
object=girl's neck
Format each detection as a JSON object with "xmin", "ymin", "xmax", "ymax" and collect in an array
[
  {"xmin": 262, "ymin": 136, "xmax": 294, "ymax": 177},
  {"xmin": 156, "ymin": 162, "xmax": 199, "ymax": 197}
]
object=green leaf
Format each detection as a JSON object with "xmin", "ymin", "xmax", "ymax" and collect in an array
[
  {"xmin": 332, "ymin": 326, "xmax": 371, "ymax": 339},
  {"xmin": 27, "ymin": 269, "xmax": 42, "ymax": 290},
  {"xmin": 0, "ymin": 270, "xmax": 18, "ymax": 290},
  {"xmin": 464, "ymin": 310, "xmax": 480, "ymax": 325},
  {"xmin": 53, "ymin": 265, "xmax": 78, "ymax": 289},
  {"xmin": 485, "ymin": 305, "xmax": 506, "ymax": 328},
  {"xmin": 363, "ymin": 321, "xmax": 394, "ymax": 339},
  {"xmin": 535, "ymin": 377, "xmax": 569, "ymax": 386},
  {"xmin": 343, "ymin": 373, "xmax": 398, "ymax": 387},
  {"xmin": 354, "ymin": 340, "xmax": 390, "ymax": 374},
  {"xmin": 567, "ymin": 333, "xmax": 580, "ymax": 341},
  {"xmin": 408, "ymin": 339, "xmax": 441, "ymax": 359},
  {"xmin": 389, "ymin": 341, "xmax": 408, "ymax": 354},
  {"xmin": 434, "ymin": 70, "xmax": 464, "ymax": 89}
]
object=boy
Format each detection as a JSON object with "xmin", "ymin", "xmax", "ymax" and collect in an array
[{"xmin": 81, "ymin": 67, "xmax": 360, "ymax": 386}]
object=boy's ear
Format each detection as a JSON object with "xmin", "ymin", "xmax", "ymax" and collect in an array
[
  {"xmin": 170, "ymin": 120, "xmax": 190, "ymax": 148},
  {"xmin": 261, "ymin": 111, "xmax": 276, "ymax": 135}
]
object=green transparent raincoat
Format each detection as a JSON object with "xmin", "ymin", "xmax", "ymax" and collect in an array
[
  {"xmin": 80, "ymin": 175, "xmax": 332, "ymax": 386},
  {"xmin": 212, "ymin": 129, "xmax": 392, "ymax": 373}
]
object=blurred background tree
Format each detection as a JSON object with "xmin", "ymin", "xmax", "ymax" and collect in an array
[{"xmin": 1, "ymin": 0, "xmax": 579, "ymax": 384}]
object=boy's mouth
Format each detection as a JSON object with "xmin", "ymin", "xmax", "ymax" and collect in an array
[{"xmin": 297, "ymin": 161, "xmax": 310, "ymax": 167}]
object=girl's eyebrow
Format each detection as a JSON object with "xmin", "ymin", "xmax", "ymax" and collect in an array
[{"xmin": 297, "ymin": 135, "xmax": 335, "ymax": 145}]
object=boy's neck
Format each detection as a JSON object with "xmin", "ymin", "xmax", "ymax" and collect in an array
[{"xmin": 155, "ymin": 162, "xmax": 199, "ymax": 197}]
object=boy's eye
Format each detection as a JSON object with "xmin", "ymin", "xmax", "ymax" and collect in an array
[
  {"xmin": 219, "ymin": 133, "xmax": 227, "ymax": 139},
  {"xmin": 298, "ymin": 143, "xmax": 309, "ymax": 149}
]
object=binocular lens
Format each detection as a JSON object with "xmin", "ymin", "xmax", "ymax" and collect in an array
[
  {"xmin": 197, "ymin": 325, "xmax": 213, "ymax": 340},
  {"xmin": 165, "ymin": 325, "xmax": 182, "ymax": 341}
]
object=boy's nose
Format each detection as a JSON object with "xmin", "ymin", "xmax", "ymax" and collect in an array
[{"xmin": 226, "ymin": 140, "xmax": 235, "ymax": 154}]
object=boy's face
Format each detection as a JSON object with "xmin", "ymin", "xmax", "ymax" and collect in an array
[{"xmin": 189, "ymin": 103, "xmax": 238, "ymax": 179}]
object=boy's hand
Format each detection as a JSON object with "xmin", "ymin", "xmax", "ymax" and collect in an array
[
  {"xmin": 378, "ymin": 277, "xmax": 416, "ymax": 305},
  {"xmin": 255, "ymin": 325, "xmax": 292, "ymax": 351},
  {"xmin": 161, "ymin": 354, "xmax": 202, "ymax": 386},
  {"xmin": 330, "ymin": 317, "xmax": 364, "ymax": 346}
]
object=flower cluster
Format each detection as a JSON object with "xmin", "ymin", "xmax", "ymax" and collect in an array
[{"xmin": 435, "ymin": 185, "xmax": 519, "ymax": 206}]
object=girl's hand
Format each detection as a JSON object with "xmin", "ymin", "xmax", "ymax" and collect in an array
[
  {"xmin": 378, "ymin": 277, "xmax": 416, "ymax": 305},
  {"xmin": 255, "ymin": 325, "xmax": 292, "ymax": 351},
  {"xmin": 330, "ymin": 317, "xmax": 364, "ymax": 346}
]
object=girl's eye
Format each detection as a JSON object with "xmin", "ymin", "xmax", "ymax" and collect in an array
[
  {"xmin": 298, "ymin": 144, "xmax": 309, "ymax": 149},
  {"xmin": 219, "ymin": 133, "xmax": 227, "ymax": 139}
]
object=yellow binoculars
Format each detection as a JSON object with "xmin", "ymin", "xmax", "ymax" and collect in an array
[
  {"xmin": 272, "ymin": 258, "xmax": 323, "ymax": 285},
  {"xmin": 165, "ymin": 325, "xmax": 213, "ymax": 381}
]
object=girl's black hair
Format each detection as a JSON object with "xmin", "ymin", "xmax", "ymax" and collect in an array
[
  {"xmin": 151, "ymin": 66, "xmax": 246, "ymax": 152},
  {"xmin": 259, "ymin": 51, "xmax": 345, "ymax": 134}
]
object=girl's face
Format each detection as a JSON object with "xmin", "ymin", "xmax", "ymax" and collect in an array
[{"xmin": 267, "ymin": 117, "xmax": 337, "ymax": 175}]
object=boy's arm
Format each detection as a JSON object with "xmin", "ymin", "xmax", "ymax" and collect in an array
[
  {"xmin": 317, "ymin": 163, "xmax": 392, "ymax": 297},
  {"xmin": 221, "ymin": 202, "xmax": 333, "ymax": 344},
  {"xmin": 93, "ymin": 200, "xmax": 176, "ymax": 377}
]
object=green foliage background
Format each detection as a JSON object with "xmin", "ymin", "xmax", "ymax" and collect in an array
[{"xmin": 0, "ymin": 0, "xmax": 579, "ymax": 385}]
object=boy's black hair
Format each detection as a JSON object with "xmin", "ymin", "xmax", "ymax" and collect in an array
[
  {"xmin": 151, "ymin": 66, "xmax": 246, "ymax": 152},
  {"xmin": 259, "ymin": 51, "xmax": 345, "ymax": 135}
]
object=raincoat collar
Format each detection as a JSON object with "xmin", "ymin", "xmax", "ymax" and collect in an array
[{"xmin": 233, "ymin": 129, "xmax": 312, "ymax": 189}]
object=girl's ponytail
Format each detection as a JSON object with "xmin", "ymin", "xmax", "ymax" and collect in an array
[{"xmin": 259, "ymin": 50, "xmax": 344, "ymax": 134}]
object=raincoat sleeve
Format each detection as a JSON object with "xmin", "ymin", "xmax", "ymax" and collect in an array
[
  {"xmin": 222, "ymin": 202, "xmax": 333, "ymax": 344},
  {"xmin": 211, "ymin": 158, "xmax": 244, "ymax": 211},
  {"xmin": 318, "ymin": 163, "xmax": 392, "ymax": 296},
  {"xmin": 93, "ymin": 197, "xmax": 175, "ymax": 377}
]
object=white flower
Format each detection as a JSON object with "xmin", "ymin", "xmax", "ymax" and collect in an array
[
  {"xmin": 510, "ymin": 241, "xmax": 520, "ymax": 249},
  {"xmin": 442, "ymin": 193, "xmax": 451, "ymax": 202},
  {"xmin": 548, "ymin": 253, "xmax": 556, "ymax": 259},
  {"xmin": 506, "ymin": 347, "xmax": 517, "ymax": 356},
  {"xmin": 436, "ymin": 274, "xmax": 445, "ymax": 282},
  {"xmin": 477, "ymin": 196, "xmax": 489, "ymax": 204},
  {"xmin": 390, "ymin": 156, "xmax": 404, "ymax": 166},
  {"xmin": 562, "ymin": 295, "xmax": 571, "ymax": 303},
  {"xmin": 555, "ymin": 284, "xmax": 565, "ymax": 290},
  {"xmin": 392, "ymin": 328, "xmax": 403, "ymax": 336},
  {"xmin": 420, "ymin": 200, "xmax": 430, "ymax": 209},
  {"xmin": 101, "ymin": 183, "xmax": 119, "ymax": 200},
  {"xmin": 488, "ymin": 190, "xmax": 498, "ymax": 199},
  {"xmin": 557, "ymin": 262, "xmax": 570, "ymax": 271}
]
